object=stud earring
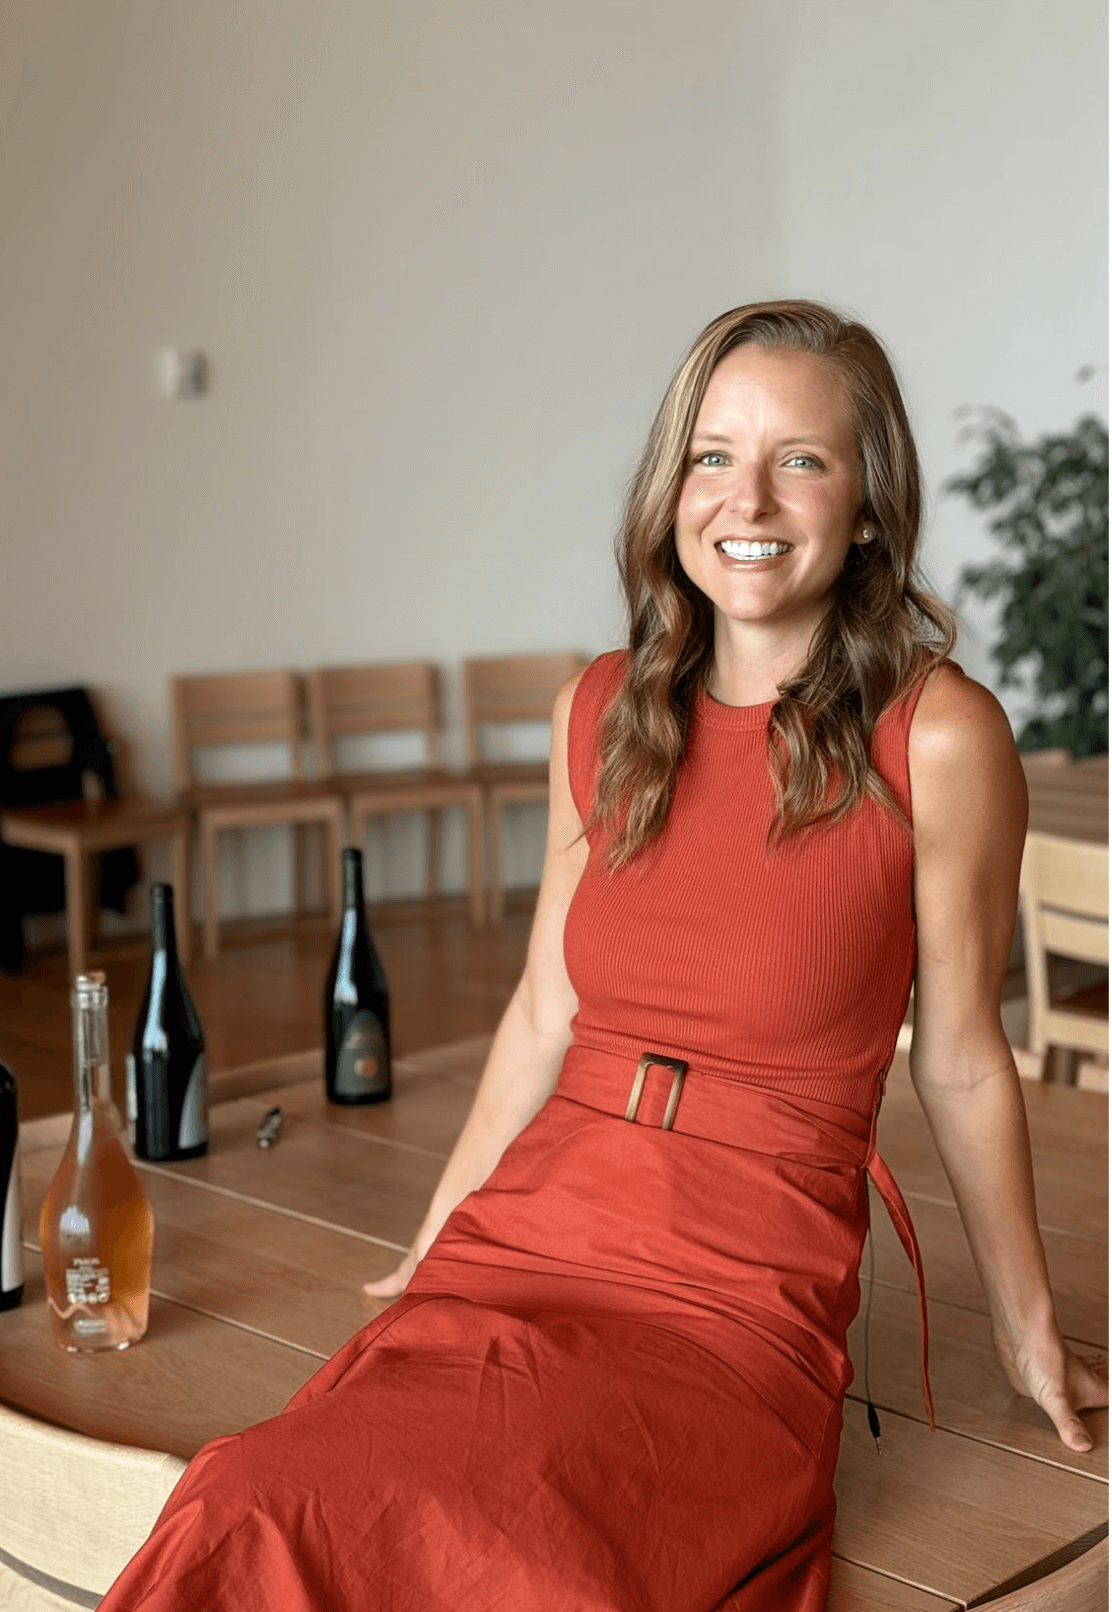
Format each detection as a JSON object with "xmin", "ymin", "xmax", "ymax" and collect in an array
[{"xmin": 859, "ymin": 527, "xmax": 874, "ymax": 544}]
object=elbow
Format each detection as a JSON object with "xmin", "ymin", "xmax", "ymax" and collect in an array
[
  {"xmin": 909, "ymin": 1023, "xmax": 1020, "ymax": 1096},
  {"xmin": 512, "ymin": 975, "xmax": 576, "ymax": 1053}
]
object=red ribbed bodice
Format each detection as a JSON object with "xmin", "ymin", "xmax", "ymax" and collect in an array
[{"xmin": 564, "ymin": 650, "xmax": 926, "ymax": 1114}]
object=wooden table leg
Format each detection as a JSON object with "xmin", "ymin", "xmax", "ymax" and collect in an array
[{"xmin": 63, "ymin": 842, "xmax": 89, "ymax": 980}]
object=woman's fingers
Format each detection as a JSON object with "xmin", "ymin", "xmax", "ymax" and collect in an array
[
  {"xmin": 1033, "ymin": 1352, "xmax": 1108, "ymax": 1450},
  {"xmin": 363, "ymin": 1249, "xmax": 417, "ymax": 1298},
  {"xmin": 1069, "ymin": 1353, "xmax": 1111, "ymax": 1411}
]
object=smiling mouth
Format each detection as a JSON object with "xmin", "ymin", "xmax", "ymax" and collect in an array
[{"xmin": 717, "ymin": 540, "xmax": 793, "ymax": 560}]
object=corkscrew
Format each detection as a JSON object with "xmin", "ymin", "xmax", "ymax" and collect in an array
[{"xmin": 255, "ymin": 1107, "xmax": 283, "ymax": 1149}]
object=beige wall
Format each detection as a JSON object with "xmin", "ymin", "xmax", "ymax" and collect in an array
[
  {"xmin": 776, "ymin": 0, "xmax": 1108, "ymax": 691},
  {"xmin": 0, "ymin": 0, "xmax": 1105, "ymax": 924}
]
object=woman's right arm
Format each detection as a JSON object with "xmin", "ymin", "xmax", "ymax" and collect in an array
[{"xmin": 364, "ymin": 667, "xmax": 590, "ymax": 1298}]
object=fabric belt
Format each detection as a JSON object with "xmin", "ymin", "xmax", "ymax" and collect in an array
[{"xmin": 556, "ymin": 1046, "xmax": 936, "ymax": 1432}]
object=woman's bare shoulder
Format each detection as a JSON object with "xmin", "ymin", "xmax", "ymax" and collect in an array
[
  {"xmin": 908, "ymin": 660, "xmax": 1026, "ymax": 834},
  {"xmin": 910, "ymin": 660, "xmax": 1015, "ymax": 757}
]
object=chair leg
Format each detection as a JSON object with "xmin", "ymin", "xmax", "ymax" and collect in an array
[
  {"xmin": 489, "ymin": 795, "xmax": 505, "ymax": 926},
  {"xmin": 63, "ymin": 844, "xmax": 89, "ymax": 980},
  {"xmin": 201, "ymin": 819, "xmax": 221, "ymax": 961},
  {"xmin": 291, "ymin": 825, "xmax": 319, "ymax": 915},
  {"xmin": 171, "ymin": 826, "xmax": 192, "ymax": 963},
  {"xmin": 1044, "ymin": 1045, "xmax": 1082, "ymax": 1085},
  {"xmin": 325, "ymin": 810, "xmax": 344, "ymax": 927},
  {"xmin": 426, "ymin": 809, "xmax": 442, "ymax": 904},
  {"xmin": 467, "ymin": 793, "xmax": 486, "ymax": 929}
]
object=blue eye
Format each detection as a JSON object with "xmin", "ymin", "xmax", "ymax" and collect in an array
[
  {"xmin": 694, "ymin": 451, "xmax": 727, "ymax": 467},
  {"xmin": 785, "ymin": 454, "xmax": 819, "ymax": 469}
]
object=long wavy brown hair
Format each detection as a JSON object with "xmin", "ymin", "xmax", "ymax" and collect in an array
[{"xmin": 593, "ymin": 299, "xmax": 959, "ymax": 868}]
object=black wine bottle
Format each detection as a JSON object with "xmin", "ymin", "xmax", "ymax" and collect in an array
[
  {"xmin": 128, "ymin": 884, "xmax": 208, "ymax": 1161},
  {"xmin": 324, "ymin": 849, "xmax": 392, "ymax": 1105},
  {"xmin": 0, "ymin": 1061, "xmax": 24, "ymax": 1310}
]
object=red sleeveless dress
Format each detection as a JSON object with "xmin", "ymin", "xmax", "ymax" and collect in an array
[{"xmin": 101, "ymin": 651, "xmax": 934, "ymax": 1612}]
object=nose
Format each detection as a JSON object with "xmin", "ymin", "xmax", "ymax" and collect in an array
[{"xmin": 725, "ymin": 459, "xmax": 776, "ymax": 522}]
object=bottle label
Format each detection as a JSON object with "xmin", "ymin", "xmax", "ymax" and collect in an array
[
  {"xmin": 177, "ymin": 1054, "xmax": 208, "ymax": 1152},
  {"xmin": 334, "ymin": 1012, "xmax": 389, "ymax": 1098},
  {"xmin": 64, "ymin": 1257, "xmax": 111, "ymax": 1306},
  {"xmin": 1, "ymin": 1141, "xmax": 22, "ymax": 1293}
]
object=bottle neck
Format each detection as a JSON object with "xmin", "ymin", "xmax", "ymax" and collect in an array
[
  {"xmin": 342, "ymin": 856, "xmax": 366, "ymax": 916},
  {"xmin": 150, "ymin": 887, "xmax": 178, "ymax": 962},
  {"xmin": 72, "ymin": 983, "xmax": 111, "ymax": 1115}
]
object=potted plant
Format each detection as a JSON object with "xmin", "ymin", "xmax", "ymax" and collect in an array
[{"xmin": 944, "ymin": 405, "xmax": 1108, "ymax": 757}]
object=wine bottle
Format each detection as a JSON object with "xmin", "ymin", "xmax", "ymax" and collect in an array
[
  {"xmin": 0, "ymin": 1061, "xmax": 23, "ymax": 1311},
  {"xmin": 39, "ymin": 972, "xmax": 154, "ymax": 1351},
  {"xmin": 324, "ymin": 848, "xmax": 392, "ymax": 1105},
  {"xmin": 128, "ymin": 884, "xmax": 208, "ymax": 1162}
]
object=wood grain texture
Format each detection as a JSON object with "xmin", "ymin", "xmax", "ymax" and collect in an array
[
  {"xmin": 867, "ymin": 1186, "xmax": 1107, "ymax": 1346},
  {"xmin": 827, "ymin": 1557, "xmax": 959, "ymax": 1610},
  {"xmin": 847, "ymin": 1281, "xmax": 1108, "ymax": 1477},
  {"xmin": 245, "ymin": 1069, "xmax": 475, "ymax": 1160},
  {"xmin": 0, "ymin": 1269, "xmax": 313, "ymax": 1461},
  {"xmin": 833, "ymin": 1408, "xmax": 1108, "ymax": 1604},
  {"xmin": 18, "ymin": 1147, "xmax": 394, "ymax": 1361},
  {"xmin": 147, "ymin": 1098, "xmax": 444, "ymax": 1247},
  {"xmin": 877, "ymin": 1061, "xmax": 1108, "ymax": 1244}
]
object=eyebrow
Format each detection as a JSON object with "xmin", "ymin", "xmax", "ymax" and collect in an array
[{"xmin": 690, "ymin": 431, "xmax": 836, "ymax": 450}]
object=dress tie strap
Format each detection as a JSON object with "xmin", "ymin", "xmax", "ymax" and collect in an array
[{"xmin": 864, "ymin": 1145, "xmax": 936, "ymax": 1432}]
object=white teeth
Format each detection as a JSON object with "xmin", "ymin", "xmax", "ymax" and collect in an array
[{"xmin": 719, "ymin": 540, "xmax": 791, "ymax": 560}]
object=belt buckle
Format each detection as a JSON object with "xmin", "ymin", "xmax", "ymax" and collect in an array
[{"xmin": 625, "ymin": 1052, "xmax": 688, "ymax": 1131}]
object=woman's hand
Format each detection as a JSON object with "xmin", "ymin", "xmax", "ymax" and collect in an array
[
  {"xmin": 993, "ymin": 1321, "xmax": 1108, "ymax": 1452},
  {"xmin": 363, "ymin": 1246, "xmax": 420, "ymax": 1301}
]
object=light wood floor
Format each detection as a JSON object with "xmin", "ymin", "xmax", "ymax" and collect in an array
[{"xmin": 2, "ymin": 898, "xmax": 534, "ymax": 1122}]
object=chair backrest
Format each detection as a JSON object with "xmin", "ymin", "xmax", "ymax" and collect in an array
[
  {"xmin": 0, "ymin": 1401, "xmax": 187, "ymax": 1605},
  {"xmin": 463, "ymin": 652, "xmax": 588, "ymax": 767},
  {"xmin": 170, "ymin": 669, "xmax": 306, "ymax": 791},
  {"xmin": 1020, "ymin": 831, "xmax": 1110, "ymax": 1057},
  {"xmin": 307, "ymin": 662, "xmax": 442, "ymax": 776}
]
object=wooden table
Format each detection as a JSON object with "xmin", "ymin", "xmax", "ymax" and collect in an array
[
  {"xmin": 2, "ymin": 1040, "xmax": 1106, "ymax": 1610},
  {"xmin": 0, "ymin": 796, "xmax": 192, "ymax": 975},
  {"xmin": 1024, "ymin": 756, "xmax": 1107, "ymax": 844}
]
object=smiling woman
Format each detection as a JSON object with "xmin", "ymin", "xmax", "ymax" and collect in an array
[
  {"xmin": 596, "ymin": 300, "xmax": 957, "ymax": 869},
  {"xmin": 97, "ymin": 301, "xmax": 1107, "ymax": 1612}
]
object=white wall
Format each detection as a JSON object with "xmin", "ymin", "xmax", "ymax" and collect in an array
[
  {"xmin": 0, "ymin": 0, "xmax": 1105, "ymax": 927},
  {"xmin": 776, "ymin": 0, "xmax": 1108, "ymax": 706}
]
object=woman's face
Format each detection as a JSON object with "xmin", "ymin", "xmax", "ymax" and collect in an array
[{"xmin": 674, "ymin": 345, "xmax": 866, "ymax": 642}]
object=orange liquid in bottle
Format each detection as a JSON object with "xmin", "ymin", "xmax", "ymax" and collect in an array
[{"xmin": 39, "ymin": 975, "xmax": 153, "ymax": 1351}]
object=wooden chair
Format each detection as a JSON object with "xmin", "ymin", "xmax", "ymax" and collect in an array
[
  {"xmin": 463, "ymin": 652, "xmax": 588, "ymax": 923},
  {"xmin": 171, "ymin": 670, "xmax": 345, "ymax": 960},
  {"xmin": 0, "ymin": 1400, "xmax": 186, "ymax": 1608},
  {"xmin": 1019, "ymin": 831, "xmax": 1109, "ymax": 1083},
  {"xmin": 308, "ymin": 662, "xmax": 485, "ymax": 927},
  {"xmin": 0, "ymin": 698, "xmax": 192, "ymax": 977}
]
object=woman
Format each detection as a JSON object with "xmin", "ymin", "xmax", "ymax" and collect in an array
[{"xmin": 102, "ymin": 301, "xmax": 1106, "ymax": 1611}]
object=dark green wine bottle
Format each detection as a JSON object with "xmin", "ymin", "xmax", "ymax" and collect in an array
[
  {"xmin": 129, "ymin": 884, "xmax": 208, "ymax": 1161},
  {"xmin": 324, "ymin": 849, "xmax": 392, "ymax": 1105},
  {"xmin": 0, "ymin": 1061, "xmax": 23, "ymax": 1310}
]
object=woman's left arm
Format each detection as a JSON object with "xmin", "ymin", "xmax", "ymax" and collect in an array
[{"xmin": 907, "ymin": 662, "xmax": 1108, "ymax": 1453}]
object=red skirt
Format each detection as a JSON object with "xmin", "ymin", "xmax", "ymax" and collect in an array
[{"xmin": 100, "ymin": 1046, "xmax": 930, "ymax": 1612}]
